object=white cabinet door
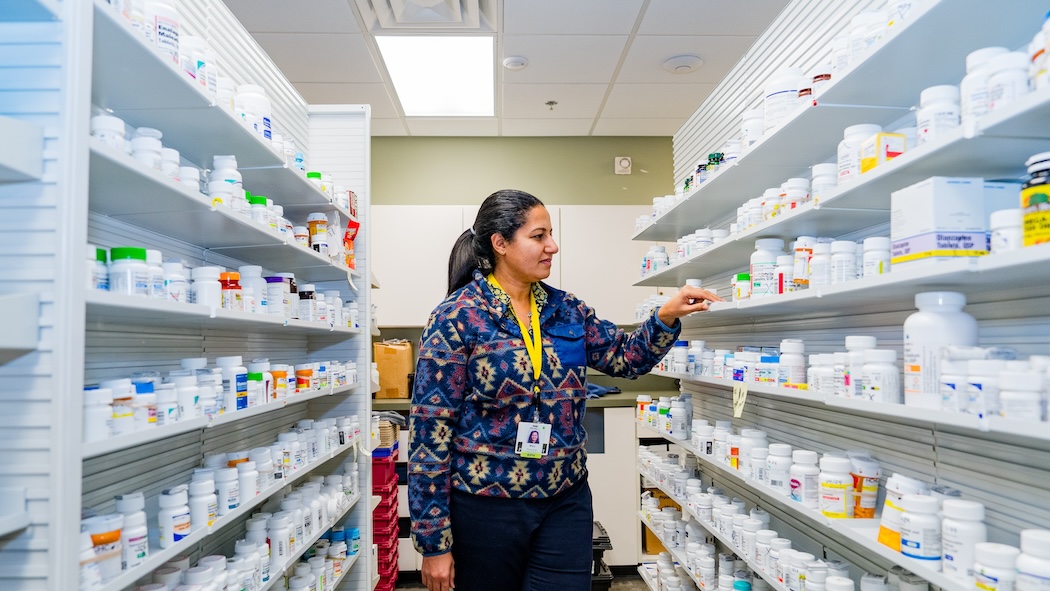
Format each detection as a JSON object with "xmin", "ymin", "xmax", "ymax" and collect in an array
[
  {"xmin": 371, "ymin": 205, "xmax": 465, "ymax": 327},
  {"xmin": 558, "ymin": 205, "xmax": 660, "ymax": 325}
]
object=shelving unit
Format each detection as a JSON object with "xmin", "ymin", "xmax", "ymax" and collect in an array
[
  {"xmin": 637, "ymin": 422, "xmax": 972, "ymax": 591},
  {"xmin": 82, "ymin": 383, "xmax": 362, "ymax": 459},
  {"xmin": 637, "ymin": 511, "xmax": 707, "ymax": 590},
  {"xmin": 0, "ymin": 292, "xmax": 38, "ymax": 365},
  {"xmin": 0, "ymin": 487, "xmax": 30, "ymax": 537},
  {"xmin": 634, "ymin": 0, "xmax": 1046, "ymax": 245},
  {"xmin": 260, "ymin": 493, "xmax": 363, "ymax": 591},
  {"xmin": 98, "ymin": 437, "xmax": 358, "ymax": 591}
]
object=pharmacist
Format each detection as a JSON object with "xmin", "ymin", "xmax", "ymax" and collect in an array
[{"xmin": 409, "ymin": 189, "xmax": 721, "ymax": 591}]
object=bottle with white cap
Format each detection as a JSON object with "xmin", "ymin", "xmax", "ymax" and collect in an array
[
  {"xmin": 215, "ymin": 356, "xmax": 248, "ymax": 413},
  {"xmin": 789, "ymin": 450, "xmax": 820, "ymax": 508},
  {"xmin": 987, "ymin": 52, "xmax": 1031, "ymax": 113},
  {"xmin": 115, "ymin": 492, "xmax": 149, "ymax": 570},
  {"xmin": 899, "ymin": 494, "xmax": 942, "ymax": 569},
  {"xmin": 903, "ymin": 292, "xmax": 977, "ymax": 409},
  {"xmin": 941, "ymin": 499, "xmax": 987, "ymax": 582},
  {"xmin": 826, "ymin": 577, "xmax": 855, "ymax": 591},
  {"xmin": 158, "ymin": 485, "xmax": 191, "ymax": 548},
  {"xmin": 916, "ymin": 85, "xmax": 960, "ymax": 146},
  {"xmin": 751, "ymin": 238, "xmax": 786, "ymax": 299},
  {"xmin": 862, "ymin": 237, "xmax": 891, "ymax": 277},
  {"xmin": 237, "ymin": 461, "xmax": 259, "ymax": 501},
  {"xmin": 838, "ymin": 124, "xmax": 882, "ymax": 184},
  {"xmin": 961, "ymin": 47, "xmax": 1009, "ymax": 127},
  {"xmin": 974, "ymin": 543, "xmax": 1021, "ymax": 591},
  {"xmin": 182, "ymin": 565, "xmax": 215, "ymax": 591},
  {"xmin": 1017, "ymin": 529, "xmax": 1050, "ymax": 591},
  {"xmin": 214, "ymin": 467, "xmax": 240, "ymax": 516}
]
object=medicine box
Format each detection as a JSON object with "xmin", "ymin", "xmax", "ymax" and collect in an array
[
  {"xmin": 890, "ymin": 177, "xmax": 988, "ymax": 265},
  {"xmin": 860, "ymin": 132, "xmax": 906, "ymax": 173}
]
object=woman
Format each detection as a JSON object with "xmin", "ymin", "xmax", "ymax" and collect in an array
[{"xmin": 408, "ymin": 189, "xmax": 721, "ymax": 591}]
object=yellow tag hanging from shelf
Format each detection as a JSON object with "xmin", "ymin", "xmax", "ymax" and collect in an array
[{"xmin": 732, "ymin": 383, "xmax": 748, "ymax": 418}]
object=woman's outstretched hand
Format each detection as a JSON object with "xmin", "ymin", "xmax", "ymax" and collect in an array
[{"xmin": 657, "ymin": 284, "xmax": 725, "ymax": 326}]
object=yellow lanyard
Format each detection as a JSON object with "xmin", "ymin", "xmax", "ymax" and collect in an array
[{"xmin": 487, "ymin": 274, "xmax": 542, "ymax": 390}]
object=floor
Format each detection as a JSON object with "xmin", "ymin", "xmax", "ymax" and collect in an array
[{"xmin": 395, "ymin": 573, "xmax": 650, "ymax": 589}]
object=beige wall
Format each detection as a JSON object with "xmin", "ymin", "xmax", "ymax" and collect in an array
[{"xmin": 371, "ymin": 136, "xmax": 674, "ymax": 205}]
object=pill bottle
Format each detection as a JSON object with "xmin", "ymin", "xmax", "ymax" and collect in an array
[
  {"xmin": 987, "ymin": 52, "xmax": 1031, "ymax": 113},
  {"xmin": 811, "ymin": 164, "xmax": 837, "ymax": 206},
  {"xmin": 235, "ymin": 84, "xmax": 272, "ymax": 140},
  {"xmin": 219, "ymin": 272, "xmax": 243, "ymax": 312},
  {"xmin": 158, "ymin": 485, "xmax": 191, "ymax": 549},
  {"xmin": 808, "ymin": 243, "xmax": 832, "ymax": 287},
  {"xmin": 975, "ymin": 543, "xmax": 1021, "ymax": 591},
  {"xmin": 782, "ymin": 177, "xmax": 811, "ymax": 211},
  {"xmin": 989, "ymin": 209, "xmax": 1023, "ymax": 253},
  {"xmin": 764, "ymin": 68, "xmax": 805, "ymax": 131},
  {"xmin": 776, "ymin": 255, "xmax": 795, "ymax": 295},
  {"xmin": 215, "ymin": 356, "xmax": 247, "ymax": 413},
  {"xmin": 900, "ymin": 494, "xmax": 942, "ymax": 568},
  {"xmin": 778, "ymin": 340, "xmax": 805, "ymax": 387},
  {"xmin": 131, "ymin": 135, "xmax": 162, "ymax": 170},
  {"xmin": 161, "ymin": 262, "xmax": 187, "ymax": 303},
  {"xmin": 965, "ymin": 359, "xmax": 1007, "ymax": 418},
  {"xmin": 789, "ymin": 450, "xmax": 820, "ymax": 508},
  {"xmin": 961, "ymin": 47, "xmax": 1010, "ymax": 127},
  {"xmin": 1017, "ymin": 529, "xmax": 1050, "ymax": 591},
  {"xmin": 767, "ymin": 443, "xmax": 794, "ymax": 495},
  {"xmin": 941, "ymin": 499, "xmax": 987, "ymax": 582},
  {"xmin": 733, "ymin": 273, "xmax": 751, "ymax": 300},
  {"xmin": 299, "ymin": 284, "xmax": 317, "ymax": 322},
  {"xmin": 843, "ymin": 335, "xmax": 877, "ymax": 399},
  {"xmin": 789, "ymin": 552, "xmax": 816, "ymax": 591},
  {"xmin": 114, "ymin": 493, "xmax": 148, "ymax": 571},
  {"xmin": 83, "ymin": 388, "xmax": 114, "ymax": 443},
  {"xmin": 741, "ymin": 109, "xmax": 764, "ymax": 148},
  {"xmin": 762, "ymin": 188, "xmax": 782, "ymax": 221},
  {"xmin": 238, "ymin": 266, "xmax": 267, "ymax": 315},
  {"xmin": 830, "ymin": 241, "xmax": 857, "ymax": 285},
  {"xmin": 819, "ymin": 456, "xmax": 854, "ymax": 518},
  {"xmin": 827, "ymin": 577, "xmax": 854, "ymax": 591},
  {"xmin": 109, "ymin": 247, "xmax": 149, "ymax": 296},
  {"xmin": 190, "ymin": 266, "xmax": 221, "ymax": 308},
  {"xmin": 903, "ymin": 292, "xmax": 977, "ymax": 409},
  {"xmin": 91, "ymin": 114, "xmax": 126, "ymax": 151},
  {"xmin": 88, "ymin": 245, "xmax": 108, "ymax": 291},
  {"xmin": 877, "ymin": 473, "xmax": 927, "ymax": 551},
  {"xmin": 1024, "ymin": 152, "xmax": 1050, "ymax": 247},
  {"xmin": 188, "ymin": 478, "xmax": 217, "ymax": 529},
  {"xmin": 939, "ymin": 349, "xmax": 980, "ymax": 412},
  {"xmin": 792, "ymin": 235, "xmax": 815, "ymax": 289},
  {"xmin": 214, "ymin": 467, "xmax": 240, "ymax": 516},
  {"xmin": 838, "ymin": 124, "xmax": 882, "ymax": 184},
  {"xmin": 177, "ymin": 165, "xmax": 199, "ymax": 190},
  {"xmin": 847, "ymin": 11, "xmax": 886, "ymax": 66},
  {"xmin": 751, "ymin": 238, "xmax": 785, "ymax": 298},
  {"xmin": 688, "ymin": 341, "xmax": 705, "ymax": 377},
  {"xmin": 83, "ymin": 514, "xmax": 123, "ymax": 581},
  {"xmin": 998, "ymin": 370, "xmax": 1045, "ymax": 419},
  {"xmin": 916, "ymin": 85, "xmax": 961, "ymax": 146},
  {"xmin": 862, "ymin": 237, "xmax": 891, "ymax": 277},
  {"xmin": 850, "ymin": 456, "xmax": 880, "ymax": 518},
  {"xmin": 860, "ymin": 349, "xmax": 899, "ymax": 403}
]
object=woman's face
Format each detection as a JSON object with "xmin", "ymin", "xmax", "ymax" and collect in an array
[
  {"xmin": 529, "ymin": 431, "xmax": 540, "ymax": 443},
  {"xmin": 494, "ymin": 206, "xmax": 559, "ymax": 283}
]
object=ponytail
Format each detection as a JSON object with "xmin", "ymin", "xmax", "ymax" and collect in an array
[{"xmin": 445, "ymin": 189, "xmax": 545, "ymax": 296}]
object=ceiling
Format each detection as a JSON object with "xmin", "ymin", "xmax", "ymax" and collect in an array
[{"xmin": 222, "ymin": 0, "xmax": 791, "ymax": 137}]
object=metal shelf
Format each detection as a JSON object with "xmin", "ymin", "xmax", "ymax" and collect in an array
[
  {"xmin": 0, "ymin": 116, "xmax": 43, "ymax": 182},
  {"xmin": 97, "ymin": 438, "xmax": 358, "ymax": 591},
  {"xmin": 260, "ymin": 493, "xmax": 362, "ymax": 591},
  {"xmin": 637, "ymin": 422, "xmax": 1000, "ymax": 591},
  {"xmin": 82, "ymin": 384, "xmax": 362, "ymax": 459},
  {"xmin": 634, "ymin": 0, "xmax": 1048, "ymax": 245},
  {"xmin": 0, "ymin": 488, "xmax": 30, "ymax": 537},
  {"xmin": 636, "ymin": 86, "xmax": 1050, "ymax": 286},
  {"xmin": 85, "ymin": 290, "xmax": 365, "ymax": 337}
]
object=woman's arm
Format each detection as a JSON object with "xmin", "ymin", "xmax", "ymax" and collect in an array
[
  {"xmin": 585, "ymin": 285, "xmax": 721, "ymax": 377},
  {"xmin": 408, "ymin": 310, "xmax": 470, "ymax": 558}
]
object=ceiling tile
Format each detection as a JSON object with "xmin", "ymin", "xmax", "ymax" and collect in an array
[
  {"xmin": 252, "ymin": 33, "xmax": 383, "ymax": 84},
  {"xmin": 500, "ymin": 119, "xmax": 595, "ymax": 136},
  {"xmin": 371, "ymin": 119, "xmax": 409, "ymax": 136},
  {"xmin": 407, "ymin": 118, "xmax": 499, "ymax": 136},
  {"xmin": 292, "ymin": 83, "xmax": 400, "ymax": 118},
  {"xmin": 601, "ymin": 84, "xmax": 714, "ymax": 119},
  {"xmin": 502, "ymin": 84, "xmax": 607, "ymax": 119},
  {"xmin": 502, "ymin": 35, "xmax": 628, "ymax": 84},
  {"xmin": 618, "ymin": 35, "xmax": 758, "ymax": 84},
  {"xmin": 503, "ymin": 0, "xmax": 645, "ymax": 35},
  {"xmin": 592, "ymin": 118, "xmax": 682, "ymax": 136},
  {"xmin": 637, "ymin": 0, "xmax": 790, "ymax": 36},
  {"xmin": 223, "ymin": 0, "xmax": 360, "ymax": 34}
]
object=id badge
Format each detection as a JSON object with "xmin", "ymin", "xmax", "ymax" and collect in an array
[{"xmin": 514, "ymin": 421, "xmax": 551, "ymax": 458}]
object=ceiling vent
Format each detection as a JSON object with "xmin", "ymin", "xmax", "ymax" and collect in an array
[{"xmin": 357, "ymin": 0, "xmax": 496, "ymax": 31}]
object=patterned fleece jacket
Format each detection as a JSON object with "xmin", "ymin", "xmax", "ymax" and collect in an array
[{"xmin": 408, "ymin": 270, "xmax": 680, "ymax": 556}]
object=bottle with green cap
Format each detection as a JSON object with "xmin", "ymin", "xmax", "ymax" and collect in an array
[
  {"xmin": 248, "ymin": 195, "xmax": 269, "ymax": 227},
  {"xmin": 109, "ymin": 247, "xmax": 149, "ymax": 296},
  {"xmin": 88, "ymin": 244, "xmax": 108, "ymax": 291},
  {"xmin": 733, "ymin": 273, "xmax": 751, "ymax": 301}
]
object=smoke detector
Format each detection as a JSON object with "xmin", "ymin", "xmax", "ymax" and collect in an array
[
  {"xmin": 503, "ymin": 56, "xmax": 529, "ymax": 71},
  {"xmin": 614, "ymin": 156, "xmax": 632, "ymax": 175},
  {"xmin": 662, "ymin": 55, "xmax": 704, "ymax": 74}
]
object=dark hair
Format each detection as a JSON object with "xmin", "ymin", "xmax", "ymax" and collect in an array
[{"xmin": 447, "ymin": 189, "xmax": 544, "ymax": 295}]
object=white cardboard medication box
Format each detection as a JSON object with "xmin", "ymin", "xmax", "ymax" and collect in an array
[{"xmin": 891, "ymin": 177, "xmax": 988, "ymax": 265}]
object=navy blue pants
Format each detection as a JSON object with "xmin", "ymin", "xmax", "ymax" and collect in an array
[{"xmin": 449, "ymin": 477, "xmax": 593, "ymax": 591}]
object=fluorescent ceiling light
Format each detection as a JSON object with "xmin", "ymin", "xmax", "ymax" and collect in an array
[{"xmin": 376, "ymin": 36, "xmax": 494, "ymax": 117}]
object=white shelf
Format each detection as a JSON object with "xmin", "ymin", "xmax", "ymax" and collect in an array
[
  {"xmin": 370, "ymin": 495, "xmax": 382, "ymax": 511},
  {"xmin": 649, "ymin": 366, "xmax": 1050, "ymax": 442},
  {"xmin": 635, "ymin": 87, "xmax": 1050, "ymax": 286},
  {"xmin": 638, "ymin": 564, "xmax": 658, "ymax": 591},
  {"xmin": 88, "ymin": 141, "xmax": 355, "ymax": 283},
  {"xmin": 1, "ymin": 0, "xmax": 60, "ymax": 20},
  {"xmin": 650, "ymin": 244, "xmax": 1050, "ymax": 327},
  {"xmin": 0, "ymin": 293, "xmax": 38, "ymax": 365},
  {"xmin": 637, "ymin": 423, "xmax": 975, "ymax": 591},
  {"xmin": 90, "ymin": 1, "xmax": 282, "ymax": 169},
  {"xmin": 637, "ymin": 511, "xmax": 707, "ymax": 591},
  {"xmin": 82, "ymin": 383, "xmax": 362, "ymax": 459},
  {"xmin": 633, "ymin": 0, "xmax": 1047, "ymax": 244},
  {"xmin": 85, "ymin": 290, "xmax": 364, "ymax": 336},
  {"xmin": 639, "ymin": 472, "xmax": 790, "ymax": 591},
  {"xmin": 0, "ymin": 115, "xmax": 43, "ymax": 182},
  {"xmin": 0, "ymin": 488, "xmax": 30, "ymax": 537},
  {"xmin": 260, "ymin": 493, "xmax": 362, "ymax": 591},
  {"xmin": 98, "ymin": 438, "xmax": 358, "ymax": 591}
]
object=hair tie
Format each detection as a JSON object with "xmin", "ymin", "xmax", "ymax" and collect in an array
[{"xmin": 470, "ymin": 226, "xmax": 476, "ymax": 236}]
